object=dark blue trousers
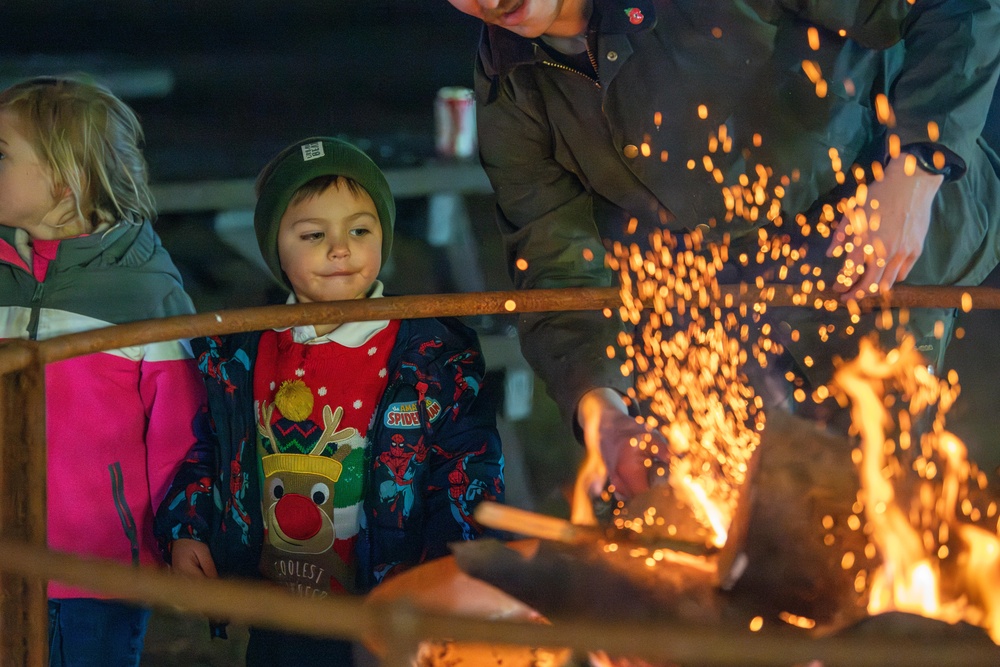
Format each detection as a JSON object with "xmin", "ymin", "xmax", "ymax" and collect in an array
[
  {"xmin": 246, "ymin": 626, "xmax": 356, "ymax": 667},
  {"xmin": 48, "ymin": 599, "xmax": 150, "ymax": 667}
]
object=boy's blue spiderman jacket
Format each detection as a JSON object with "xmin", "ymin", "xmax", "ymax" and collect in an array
[{"xmin": 153, "ymin": 315, "xmax": 505, "ymax": 592}]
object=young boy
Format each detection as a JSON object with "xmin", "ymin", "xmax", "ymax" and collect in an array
[{"xmin": 154, "ymin": 137, "xmax": 505, "ymax": 665}]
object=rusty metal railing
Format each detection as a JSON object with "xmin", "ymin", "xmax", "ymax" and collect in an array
[{"xmin": 2, "ymin": 285, "xmax": 1000, "ymax": 666}]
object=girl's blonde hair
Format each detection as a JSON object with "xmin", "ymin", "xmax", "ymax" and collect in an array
[{"xmin": 0, "ymin": 76, "xmax": 156, "ymax": 226}]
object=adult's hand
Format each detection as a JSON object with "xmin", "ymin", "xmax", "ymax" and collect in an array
[
  {"xmin": 828, "ymin": 155, "xmax": 943, "ymax": 300},
  {"xmin": 170, "ymin": 538, "xmax": 218, "ymax": 579},
  {"xmin": 576, "ymin": 388, "xmax": 668, "ymax": 500}
]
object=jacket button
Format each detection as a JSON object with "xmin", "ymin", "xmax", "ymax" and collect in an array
[
  {"xmin": 623, "ymin": 144, "xmax": 639, "ymax": 159},
  {"xmin": 607, "ymin": 51, "xmax": 618, "ymax": 62}
]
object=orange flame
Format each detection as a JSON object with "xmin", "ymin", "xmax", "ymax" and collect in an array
[
  {"xmin": 834, "ymin": 336, "xmax": 1000, "ymax": 642},
  {"xmin": 572, "ymin": 398, "xmax": 608, "ymax": 526}
]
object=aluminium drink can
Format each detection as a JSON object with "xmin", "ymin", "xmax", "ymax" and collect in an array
[{"xmin": 434, "ymin": 86, "xmax": 477, "ymax": 159}]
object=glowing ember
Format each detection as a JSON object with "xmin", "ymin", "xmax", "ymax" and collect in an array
[
  {"xmin": 833, "ymin": 335, "xmax": 1000, "ymax": 642},
  {"xmin": 778, "ymin": 611, "xmax": 816, "ymax": 629}
]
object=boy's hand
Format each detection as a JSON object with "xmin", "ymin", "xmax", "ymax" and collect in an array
[
  {"xmin": 170, "ymin": 538, "xmax": 218, "ymax": 579},
  {"xmin": 171, "ymin": 539, "xmax": 229, "ymax": 637}
]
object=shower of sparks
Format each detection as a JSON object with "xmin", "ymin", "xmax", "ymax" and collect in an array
[
  {"xmin": 607, "ymin": 227, "xmax": 767, "ymax": 549},
  {"xmin": 570, "ymin": 42, "xmax": 985, "ymax": 601},
  {"xmin": 592, "ymin": 117, "xmax": 830, "ymax": 555}
]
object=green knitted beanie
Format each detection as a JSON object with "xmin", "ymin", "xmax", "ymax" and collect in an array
[{"xmin": 254, "ymin": 137, "xmax": 395, "ymax": 291}]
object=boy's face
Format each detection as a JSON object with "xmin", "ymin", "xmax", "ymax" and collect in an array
[
  {"xmin": 0, "ymin": 109, "xmax": 62, "ymax": 235},
  {"xmin": 445, "ymin": 0, "xmax": 589, "ymax": 38},
  {"xmin": 277, "ymin": 181, "xmax": 383, "ymax": 305}
]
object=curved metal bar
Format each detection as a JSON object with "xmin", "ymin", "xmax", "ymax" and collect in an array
[
  {"xmin": 33, "ymin": 285, "xmax": 1000, "ymax": 365},
  {"xmin": 0, "ymin": 539, "xmax": 997, "ymax": 666}
]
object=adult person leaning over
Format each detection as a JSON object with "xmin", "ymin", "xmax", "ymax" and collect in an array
[{"xmin": 445, "ymin": 0, "xmax": 1000, "ymax": 500}]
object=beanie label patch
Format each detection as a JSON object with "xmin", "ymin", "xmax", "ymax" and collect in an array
[{"xmin": 300, "ymin": 141, "xmax": 326, "ymax": 161}]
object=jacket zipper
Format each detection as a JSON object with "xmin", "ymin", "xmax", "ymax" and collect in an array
[
  {"xmin": 542, "ymin": 60, "xmax": 601, "ymax": 88},
  {"xmin": 585, "ymin": 37, "xmax": 600, "ymax": 79},
  {"xmin": 362, "ymin": 374, "xmax": 403, "ymax": 587},
  {"xmin": 26, "ymin": 282, "xmax": 44, "ymax": 341},
  {"xmin": 371, "ymin": 376, "xmax": 403, "ymax": 445},
  {"xmin": 540, "ymin": 30, "xmax": 601, "ymax": 88},
  {"xmin": 109, "ymin": 462, "xmax": 141, "ymax": 566}
]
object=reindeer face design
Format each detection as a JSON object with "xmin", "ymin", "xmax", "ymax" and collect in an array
[
  {"xmin": 262, "ymin": 453, "xmax": 340, "ymax": 554},
  {"xmin": 258, "ymin": 402, "xmax": 358, "ymax": 555}
]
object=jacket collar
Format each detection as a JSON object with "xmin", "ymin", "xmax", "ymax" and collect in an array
[
  {"xmin": 479, "ymin": 0, "xmax": 656, "ymax": 82},
  {"xmin": 277, "ymin": 280, "xmax": 392, "ymax": 345},
  {"xmin": 0, "ymin": 221, "xmax": 153, "ymax": 277}
]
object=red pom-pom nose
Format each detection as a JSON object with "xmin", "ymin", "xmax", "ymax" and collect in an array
[{"xmin": 274, "ymin": 493, "xmax": 322, "ymax": 540}]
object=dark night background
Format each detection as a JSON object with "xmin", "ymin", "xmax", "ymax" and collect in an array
[{"xmin": 1, "ymin": 1, "xmax": 486, "ymax": 179}]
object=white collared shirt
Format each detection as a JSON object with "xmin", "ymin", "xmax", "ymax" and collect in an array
[{"xmin": 278, "ymin": 280, "xmax": 391, "ymax": 346}]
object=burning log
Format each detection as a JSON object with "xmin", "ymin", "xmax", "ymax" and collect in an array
[
  {"xmin": 359, "ymin": 335, "xmax": 1000, "ymax": 664},
  {"xmin": 363, "ymin": 544, "xmax": 573, "ymax": 665},
  {"xmin": 451, "ymin": 538, "xmax": 721, "ymax": 626},
  {"xmin": 822, "ymin": 612, "xmax": 1000, "ymax": 667},
  {"xmin": 474, "ymin": 502, "xmax": 715, "ymax": 557},
  {"xmin": 463, "ymin": 410, "xmax": 862, "ymax": 625},
  {"xmin": 449, "ymin": 406, "xmax": 1000, "ymax": 665}
]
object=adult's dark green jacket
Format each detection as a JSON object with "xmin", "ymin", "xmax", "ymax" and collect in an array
[{"xmin": 473, "ymin": 0, "xmax": 1000, "ymax": 424}]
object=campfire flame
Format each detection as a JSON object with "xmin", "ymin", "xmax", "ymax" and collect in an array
[
  {"xmin": 572, "ymin": 402, "xmax": 609, "ymax": 526},
  {"xmin": 833, "ymin": 335, "xmax": 1000, "ymax": 642}
]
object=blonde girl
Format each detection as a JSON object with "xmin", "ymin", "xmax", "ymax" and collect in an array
[{"xmin": 0, "ymin": 76, "xmax": 205, "ymax": 667}]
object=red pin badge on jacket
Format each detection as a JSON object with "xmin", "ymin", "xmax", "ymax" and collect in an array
[{"xmin": 626, "ymin": 7, "xmax": 644, "ymax": 24}]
